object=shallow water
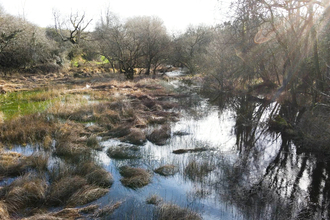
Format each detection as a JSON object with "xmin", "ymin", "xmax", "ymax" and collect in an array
[{"xmin": 3, "ymin": 77, "xmax": 330, "ymax": 219}]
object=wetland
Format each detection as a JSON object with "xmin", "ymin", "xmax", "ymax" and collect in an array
[{"xmin": 0, "ymin": 71, "xmax": 329, "ymax": 220}]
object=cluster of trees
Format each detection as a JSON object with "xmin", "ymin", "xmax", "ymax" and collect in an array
[
  {"xmin": 204, "ymin": 0, "xmax": 330, "ymax": 104},
  {"xmin": 1, "ymin": 1, "xmax": 330, "ymax": 103},
  {"xmin": 0, "ymin": 5, "xmax": 213, "ymax": 78}
]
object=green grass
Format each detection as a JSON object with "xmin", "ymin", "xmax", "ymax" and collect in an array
[{"xmin": 0, "ymin": 90, "xmax": 60, "ymax": 120}]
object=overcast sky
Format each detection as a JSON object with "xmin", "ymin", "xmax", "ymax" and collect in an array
[{"xmin": 0, "ymin": 0, "xmax": 231, "ymax": 33}]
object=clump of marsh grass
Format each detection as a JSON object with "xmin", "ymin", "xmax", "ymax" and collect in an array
[
  {"xmin": 0, "ymin": 113, "xmax": 56, "ymax": 146},
  {"xmin": 0, "ymin": 152, "xmax": 48, "ymax": 178},
  {"xmin": 0, "ymin": 151, "xmax": 27, "ymax": 177},
  {"xmin": 2, "ymin": 173, "xmax": 48, "ymax": 214},
  {"xmin": 66, "ymin": 185, "xmax": 109, "ymax": 207},
  {"xmin": 119, "ymin": 166, "xmax": 152, "ymax": 189},
  {"xmin": 154, "ymin": 165, "xmax": 179, "ymax": 176},
  {"xmin": 54, "ymin": 121, "xmax": 91, "ymax": 157},
  {"xmin": 107, "ymin": 144, "xmax": 141, "ymax": 159},
  {"xmin": 0, "ymin": 201, "xmax": 10, "ymax": 220},
  {"xmin": 74, "ymin": 162, "xmax": 114, "ymax": 188},
  {"xmin": 47, "ymin": 175, "xmax": 88, "ymax": 205},
  {"xmin": 156, "ymin": 203, "xmax": 202, "ymax": 220},
  {"xmin": 86, "ymin": 135, "xmax": 101, "ymax": 150},
  {"xmin": 146, "ymin": 194, "xmax": 163, "ymax": 205},
  {"xmin": 93, "ymin": 201, "xmax": 123, "ymax": 218},
  {"xmin": 121, "ymin": 128, "xmax": 147, "ymax": 145},
  {"xmin": 146, "ymin": 124, "xmax": 171, "ymax": 145}
]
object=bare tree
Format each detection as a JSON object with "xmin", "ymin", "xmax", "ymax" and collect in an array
[{"xmin": 53, "ymin": 10, "xmax": 92, "ymax": 45}]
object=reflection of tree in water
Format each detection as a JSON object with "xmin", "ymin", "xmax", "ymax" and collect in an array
[{"xmin": 214, "ymin": 96, "xmax": 330, "ymax": 219}]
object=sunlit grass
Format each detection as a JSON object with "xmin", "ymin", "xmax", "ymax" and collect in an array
[{"xmin": 0, "ymin": 89, "xmax": 63, "ymax": 120}]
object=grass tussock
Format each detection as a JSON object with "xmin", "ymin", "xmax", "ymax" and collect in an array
[
  {"xmin": 0, "ymin": 152, "xmax": 26, "ymax": 177},
  {"xmin": 66, "ymin": 185, "xmax": 109, "ymax": 207},
  {"xmin": 0, "ymin": 201, "xmax": 10, "ymax": 220},
  {"xmin": 146, "ymin": 194, "xmax": 163, "ymax": 205},
  {"xmin": 93, "ymin": 201, "xmax": 123, "ymax": 218},
  {"xmin": 48, "ymin": 175, "xmax": 88, "ymax": 205},
  {"xmin": 54, "ymin": 122, "xmax": 91, "ymax": 157},
  {"xmin": 75, "ymin": 162, "xmax": 114, "ymax": 188},
  {"xmin": 147, "ymin": 124, "xmax": 171, "ymax": 145},
  {"xmin": 154, "ymin": 165, "xmax": 179, "ymax": 176},
  {"xmin": 121, "ymin": 128, "xmax": 147, "ymax": 145},
  {"xmin": 157, "ymin": 203, "xmax": 202, "ymax": 220},
  {"xmin": 2, "ymin": 173, "xmax": 47, "ymax": 213},
  {"xmin": 119, "ymin": 166, "xmax": 152, "ymax": 189},
  {"xmin": 107, "ymin": 144, "xmax": 141, "ymax": 159},
  {"xmin": 0, "ymin": 152, "xmax": 48, "ymax": 177},
  {"xmin": 0, "ymin": 113, "xmax": 56, "ymax": 145}
]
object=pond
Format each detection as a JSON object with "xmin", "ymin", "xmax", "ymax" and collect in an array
[{"xmin": 2, "ymin": 77, "xmax": 329, "ymax": 219}]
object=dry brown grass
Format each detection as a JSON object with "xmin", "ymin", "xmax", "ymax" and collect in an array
[
  {"xmin": 154, "ymin": 165, "xmax": 179, "ymax": 176},
  {"xmin": 0, "ymin": 201, "xmax": 10, "ymax": 220},
  {"xmin": 54, "ymin": 122, "xmax": 91, "ymax": 157},
  {"xmin": 3, "ymin": 173, "xmax": 48, "ymax": 213},
  {"xmin": 75, "ymin": 162, "xmax": 114, "ymax": 188},
  {"xmin": 121, "ymin": 128, "xmax": 147, "ymax": 145},
  {"xmin": 48, "ymin": 175, "xmax": 88, "ymax": 205},
  {"xmin": 66, "ymin": 185, "xmax": 109, "ymax": 207},
  {"xmin": 0, "ymin": 111, "xmax": 4, "ymax": 124},
  {"xmin": 93, "ymin": 201, "xmax": 123, "ymax": 218},
  {"xmin": 107, "ymin": 144, "xmax": 141, "ymax": 159},
  {"xmin": 157, "ymin": 203, "xmax": 202, "ymax": 220},
  {"xmin": 146, "ymin": 194, "xmax": 163, "ymax": 205},
  {"xmin": 0, "ymin": 113, "xmax": 56, "ymax": 146},
  {"xmin": 147, "ymin": 124, "xmax": 171, "ymax": 145},
  {"xmin": 119, "ymin": 166, "xmax": 152, "ymax": 189}
]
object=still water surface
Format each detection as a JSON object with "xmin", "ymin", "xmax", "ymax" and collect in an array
[{"xmin": 7, "ymin": 78, "xmax": 329, "ymax": 219}]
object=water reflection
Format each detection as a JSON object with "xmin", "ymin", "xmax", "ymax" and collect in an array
[{"xmin": 3, "ymin": 84, "xmax": 330, "ymax": 219}]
